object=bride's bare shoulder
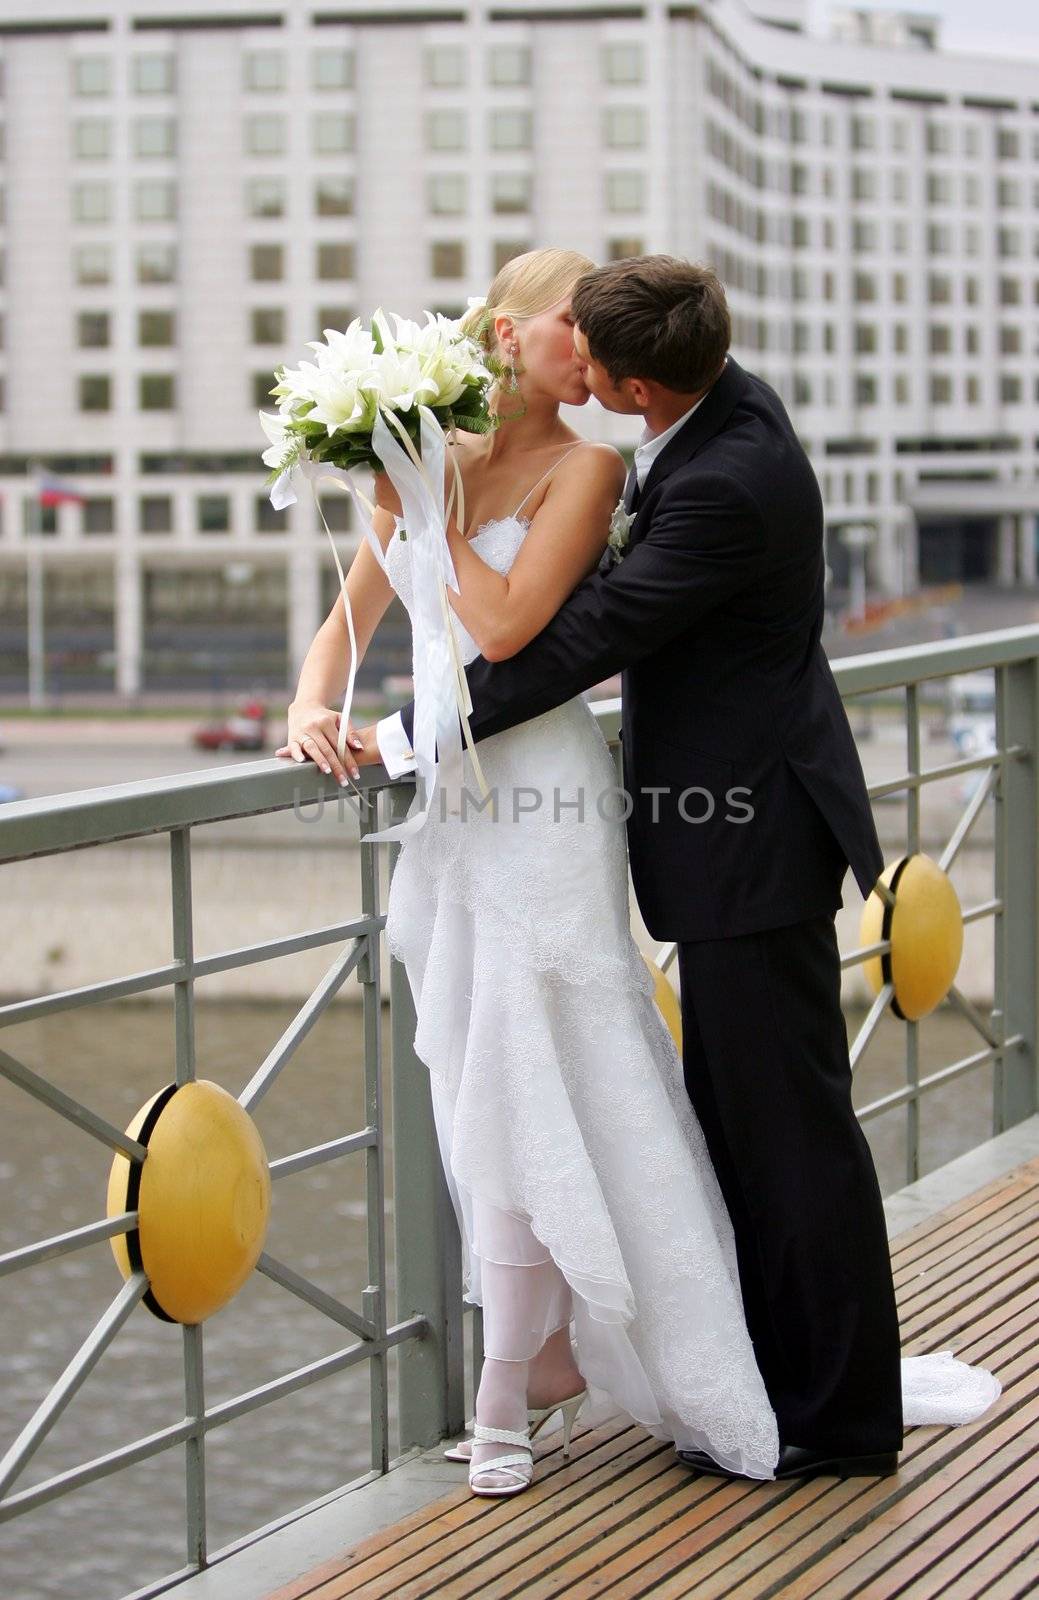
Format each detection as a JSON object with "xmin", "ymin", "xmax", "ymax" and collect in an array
[{"xmin": 559, "ymin": 440, "xmax": 627, "ymax": 495}]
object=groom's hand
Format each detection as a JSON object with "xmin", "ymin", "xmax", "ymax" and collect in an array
[{"xmin": 351, "ymin": 724, "xmax": 384, "ymax": 767}]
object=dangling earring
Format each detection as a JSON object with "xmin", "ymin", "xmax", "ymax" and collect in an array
[{"xmin": 506, "ymin": 344, "xmax": 522, "ymax": 393}]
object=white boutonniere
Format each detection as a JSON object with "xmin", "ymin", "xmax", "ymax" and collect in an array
[{"xmin": 606, "ymin": 499, "xmax": 635, "ymax": 565}]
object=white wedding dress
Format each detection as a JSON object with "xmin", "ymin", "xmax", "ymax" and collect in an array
[{"xmin": 381, "ymin": 508, "xmax": 1000, "ymax": 1478}]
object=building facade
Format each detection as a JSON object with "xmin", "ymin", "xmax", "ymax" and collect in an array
[{"xmin": 0, "ymin": 0, "xmax": 1037, "ymax": 696}]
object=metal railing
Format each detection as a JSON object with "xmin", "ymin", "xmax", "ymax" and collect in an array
[{"xmin": 1, "ymin": 623, "xmax": 1037, "ymax": 1597}]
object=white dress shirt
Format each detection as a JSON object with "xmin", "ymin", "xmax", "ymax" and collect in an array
[{"xmin": 374, "ymin": 359, "xmax": 728, "ymax": 778}]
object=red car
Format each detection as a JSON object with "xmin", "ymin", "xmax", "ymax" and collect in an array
[{"xmin": 192, "ymin": 698, "xmax": 268, "ymax": 752}]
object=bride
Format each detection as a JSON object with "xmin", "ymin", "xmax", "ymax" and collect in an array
[{"xmin": 278, "ymin": 249, "xmax": 998, "ymax": 1497}]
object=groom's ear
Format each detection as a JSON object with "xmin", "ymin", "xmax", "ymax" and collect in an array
[{"xmin": 626, "ymin": 375, "xmax": 654, "ymax": 410}]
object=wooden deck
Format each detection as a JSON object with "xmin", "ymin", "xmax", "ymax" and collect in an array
[{"xmin": 269, "ymin": 1158, "xmax": 1039, "ymax": 1600}]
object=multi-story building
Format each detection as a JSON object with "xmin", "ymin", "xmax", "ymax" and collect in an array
[{"xmin": 0, "ymin": 0, "xmax": 1036, "ymax": 697}]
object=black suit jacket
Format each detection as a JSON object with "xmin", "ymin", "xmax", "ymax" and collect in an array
[{"xmin": 398, "ymin": 355, "xmax": 883, "ymax": 941}]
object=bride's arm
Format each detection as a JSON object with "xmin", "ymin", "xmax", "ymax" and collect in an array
[
  {"xmin": 375, "ymin": 445, "xmax": 625, "ymax": 663},
  {"xmin": 280, "ymin": 506, "xmax": 400, "ymax": 774}
]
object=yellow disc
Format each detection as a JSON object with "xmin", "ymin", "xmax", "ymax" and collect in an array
[
  {"xmin": 645, "ymin": 955, "xmax": 683, "ymax": 1052},
  {"xmin": 107, "ymin": 1079, "xmax": 271, "ymax": 1324},
  {"xmin": 860, "ymin": 854, "xmax": 964, "ymax": 1022}
]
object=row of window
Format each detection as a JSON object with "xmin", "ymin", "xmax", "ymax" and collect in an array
[
  {"xmin": 68, "ymin": 43, "xmax": 643, "ymax": 99},
  {"xmin": 705, "ymin": 55, "xmax": 1039, "ymax": 159},
  {"xmin": 711, "ymin": 242, "xmax": 1039, "ymax": 308},
  {"xmin": 20, "ymin": 494, "xmax": 348, "ymax": 536},
  {"xmin": 728, "ymin": 317, "xmax": 1037, "ymax": 358}
]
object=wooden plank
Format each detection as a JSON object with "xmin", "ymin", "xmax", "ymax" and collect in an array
[
  {"xmin": 892, "ymin": 1185, "xmax": 1039, "ymax": 1282},
  {"xmin": 864, "ymin": 1473, "xmax": 1039, "ymax": 1598},
  {"xmin": 892, "ymin": 1194, "xmax": 1039, "ymax": 1296},
  {"xmin": 885, "ymin": 1159, "xmax": 1039, "ymax": 1256},
  {"xmin": 895, "ymin": 1208, "xmax": 1039, "ymax": 1317}
]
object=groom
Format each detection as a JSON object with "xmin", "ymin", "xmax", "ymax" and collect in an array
[{"xmin": 369, "ymin": 256, "xmax": 902, "ymax": 1479}]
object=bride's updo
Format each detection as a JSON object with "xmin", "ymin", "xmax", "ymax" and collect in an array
[{"xmin": 460, "ymin": 247, "xmax": 597, "ymax": 353}]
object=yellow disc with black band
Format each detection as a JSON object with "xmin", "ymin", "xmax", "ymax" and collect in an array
[
  {"xmin": 107, "ymin": 1079, "xmax": 271, "ymax": 1325},
  {"xmin": 861, "ymin": 854, "xmax": 964, "ymax": 1023}
]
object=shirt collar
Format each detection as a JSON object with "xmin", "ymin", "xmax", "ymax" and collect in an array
[{"xmin": 632, "ymin": 356, "xmax": 728, "ymax": 487}]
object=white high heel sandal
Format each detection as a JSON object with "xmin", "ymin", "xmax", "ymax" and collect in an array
[
  {"xmin": 445, "ymin": 1388, "xmax": 587, "ymax": 1463},
  {"xmin": 467, "ymin": 1423, "xmax": 534, "ymax": 1498}
]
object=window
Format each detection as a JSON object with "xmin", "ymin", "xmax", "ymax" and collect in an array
[
  {"xmin": 244, "ymin": 50, "xmax": 285, "ymax": 91},
  {"xmin": 927, "ymin": 273, "xmax": 951, "ymax": 305},
  {"xmin": 317, "ymin": 242, "xmax": 355, "ymax": 280},
  {"xmin": 492, "ymin": 240, "xmax": 529, "ymax": 273},
  {"xmin": 491, "ymin": 172, "xmax": 531, "ymax": 214},
  {"xmin": 431, "ymin": 240, "xmax": 466, "ymax": 278},
  {"xmin": 73, "ymin": 57, "xmax": 110, "ymax": 97},
  {"xmin": 79, "ymin": 374, "xmax": 111, "ymax": 411},
  {"xmin": 140, "ymin": 373, "xmax": 175, "ymax": 410},
  {"xmin": 256, "ymin": 494, "xmax": 284, "ymax": 533},
  {"xmin": 927, "ymin": 173, "xmax": 951, "ymax": 205},
  {"xmin": 854, "ymin": 324, "xmax": 876, "ymax": 354},
  {"xmin": 998, "ymin": 178, "xmax": 1020, "ymax": 208},
  {"xmin": 137, "ymin": 243, "xmax": 176, "ymax": 283},
  {"xmin": 77, "ymin": 311, "xmax": 110, "ymax": 348},
  {"xmin": 601, "ymin": 43, "xmax": 643, "ymax": 83},
  {"xmin": 965, "ymin": 326, "xmax": 979, "ymax": 354},
  {"xmin": 1000, "ymin": 326, "xmax": 1021, "ymax": 354},
  {"xmin": 851, "ymin": 115, "xmax": 875, "ymax": 150},
  {"xmin": 607, "ymin": 236, "xmax": 644, "ymax": 261},
  {"xmin": 73, "ymin": 182, "xmax": 110, "ymax": 223},
  {"xmin": 74, "ymin": 119, "xmax": 110, "ymax": 159},
  {"xmin": 133, "ymin": 54, "xmax": 175, "ymax": 94},
  {"xmin": 853, "ymin": 273, "xmax": 876, "ymax": 303},
  {"xmin": 424, "ymin": 47, "xmax": 466, "ymax": 87},
  {"xmin": 245, "ymin": 114, "xmax": 285, "ymax": 156},
  {"xmin": 246, "ymin": 177, "xmax": 286, "ymax": 218},
  {"xmin": 312, "ymin": 50, "xmax": 354, "ymax": 90},
  {"xmin": 928, "ymin": 224, "xmax": 952, "ymax": 255},
  {"xmin": 197, "ymin": 495, "xmax": 230, "ymax": 533},
  {"xmin": 316, "ymin": 306, "xmax": 353, "ymax": 335},
  {"xmin": 134, "ymin": 117, "xmax": 176, "ymax": 158},
  {"xmin": 313, "ymin": 112, "xmax": 354, "ymax": 154},
  {"xmin": 26, "ymin": 502, "xmax": 58, "ymax": 536},
  {"xmin": 929, "ymin": 325, "xmax": 952, "ymax": 354},
  {"xmin": 250, "ymin": 243, "xmax": 284, "ymax": 281},
  {"xmin": 852, "ymin": 220, "xmax": 877, "ymax": 252},
  {"xmin": 427, "ymin": 173, "xmax": 467, "ymax": 215},
  {"xmin": 892, "ymin": 271, "xmax": 908, "ymax": 303},
  {"xmin": 893, "ymin": 324, "xmax": 908, "ymax": 354},
  {"xmin": 251, "ymin": 307, "xmax": 285, "ymax": 344},
  {"xmin": 316, "ymin": 496, "xmax": 350, "ymax": 532},
  {"xmin": 889, "ymin": 171, "xmax": 907, "ymax": 204},
  {"xmin": 855, "ymin": 376, "xmax": 877, "ymax": 405},
  {"xmin": 999, "ymin": 277, "xmax": 1021, "ymax": 306},
  {"xmin": 963, "ymin": 174, "xmax": 980, "ymax": 206},
  {"xmin": 425, "ymin": 110, "xmax": 467, "ymax": 150},
  {"xmin": 252, "ymin": 372, "xmax": 276, "ymax": 407},
  {"xmin": 140, "ymin": 495, "xmax": 173, "ymax": 534},
  {"xmin": 139, "ymin": 310, "xmax": 175, "ymax": 346},
  {"xmin": 489, "ymin": 46, "xmax": 530, "ymax": 86},
  {"xmin": 75, "ymin": 245, "xmax": 111, "ymax": 285},
  {"xmin": 997, "ymin": 129, "xmax": 1020, "ymax": 160},
  {"xmin": 83, "ymin": 497, "xmax": 115, "ymax": 535},
  {"xmin": 315, "ymin": 176, "xmax": 354, "ymax": 216},
  {"xmin": 894, "ymin": 374, "xmax": 910, "ymax": 405},
  {"xmin": 930, "ymin": 374, "xmax": 952, "ymax": 403},
  {"xmin": 490, "ymin": 110, "xmax": 532, "ymax": 150},
  {"xmin": 603, "ymin": 107, "xmax": 645, "ymax": 149},
  {"xmin": 926, "ymin": 121, "xmax": 950, "ymax": 155},
  {"xmin": 605, "ymin": 171, "xmax": 644, "ymax": 212},
  {"xmin": 851, "ymin": 168, "xmax": 876, "ymax": 201},
  {"xmin": 135, "ymin": 180, "xmax": 176, "ymax": 221}
]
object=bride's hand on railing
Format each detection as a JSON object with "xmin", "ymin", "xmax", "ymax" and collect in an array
[{"xmin": 277, "ymin": 702, "xmax": 364, "ymax": 784}]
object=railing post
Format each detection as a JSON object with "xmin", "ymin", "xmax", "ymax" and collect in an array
[
  {"xmin": 386, "ymin": 781, "xmax": 466, "ymax": 1452},
  {"xmin": 996, "ymin": 658, "xmax": 1039, "ymax": 1129}
]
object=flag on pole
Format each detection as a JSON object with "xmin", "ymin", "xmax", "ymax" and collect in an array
[{"xmin": 37, "ymin": 470, "xmax": 85, "ymax": 506}]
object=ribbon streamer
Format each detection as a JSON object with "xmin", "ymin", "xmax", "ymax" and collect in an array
[{"xmin": 270, "ymin": 407, "xmax": 488, "ymax": 846}]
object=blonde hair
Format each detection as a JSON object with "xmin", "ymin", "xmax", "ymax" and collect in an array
[{"xmin": 461, "ymin": 247, "xmax": 597, "ymax": 351}]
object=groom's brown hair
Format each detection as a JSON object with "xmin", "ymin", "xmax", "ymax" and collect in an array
[{"xmin": 571, "ymin": 255, "xmax": 730, "ymax": 394}]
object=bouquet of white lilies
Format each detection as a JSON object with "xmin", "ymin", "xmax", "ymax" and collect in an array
[{"xmin": 261, "ymin": 305, "xmax": 496, "ymax": 842}]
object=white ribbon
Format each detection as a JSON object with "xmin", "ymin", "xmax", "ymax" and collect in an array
[{"xmin": 270, "ymin": 406, "xmax": 489, "ymax": 845}]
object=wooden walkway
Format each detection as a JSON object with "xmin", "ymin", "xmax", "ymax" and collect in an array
[{"xmin": 269, "ymin": 1158, "xmax": 1039, "ymax": 1600}]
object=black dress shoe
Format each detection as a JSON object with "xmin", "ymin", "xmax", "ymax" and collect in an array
[{"xmin": 675, "ymin": 1443, "xmax": 899, "ymax": 1481}]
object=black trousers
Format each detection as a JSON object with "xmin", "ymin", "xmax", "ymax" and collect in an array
[{"xmin": 677, "ymin": 915, "xmax": 903, "ymax": 1454}]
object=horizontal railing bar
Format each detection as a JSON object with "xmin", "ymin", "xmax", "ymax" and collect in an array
[
  {"xmin": 857, "ymin": 1034, "xmax": 1025, "ymax": 1120},
  {"xmin": 0, "ymin": 1211, "xmax": 136, "ymax": 1279},
  {"xmin": 841, "ymin": 939, "xmax": 890, "ymax": 970},
  {"xmin": 867, "ymin": 746, "xmax": 1022, "ymax": 802},
  {"xmin": 0, "ymin": 963, "xmax": 185, "ymax": 1027},
  {"xmin": 0, "ymin": 1272, "xmax": 148, "ymax": 1499},
  {"xmin": 256, "ymin": 1252, "xmax": 376, "ymax": 1341},
  {"xmin": 192, "ymin": 917, "xmax": 383, "ymax": 980},
  {"xmin": 0, "ymin": 760, "xmax": 392, "ymax": 865},
  {"xmin": 239, "ymin": 938, "xmax": 365, "ymax": 1112},
  {"xmin": 0, "ymin": 1046, "xmax": 148, "ymax": 1162},
  {"xmin": 832, "ymin": 623, "xmax": 1039, "ymax": 696},
  {"xmin": 0, "ymin": 1310, "xmax": 429, "ymax": 1522},
  {"xmin": 269, "ymin": 1129, "xmax": 378, "ymax": 1180}
]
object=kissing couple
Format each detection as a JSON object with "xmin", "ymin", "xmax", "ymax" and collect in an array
[{"xmin": 279, "ymin": 249, "xmax": 999, "ymax": 1497}]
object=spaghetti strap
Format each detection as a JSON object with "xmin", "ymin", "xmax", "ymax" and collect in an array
[{"xmin": 512, "ymin": 442, "xmax": 589, "ymax": 519}]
